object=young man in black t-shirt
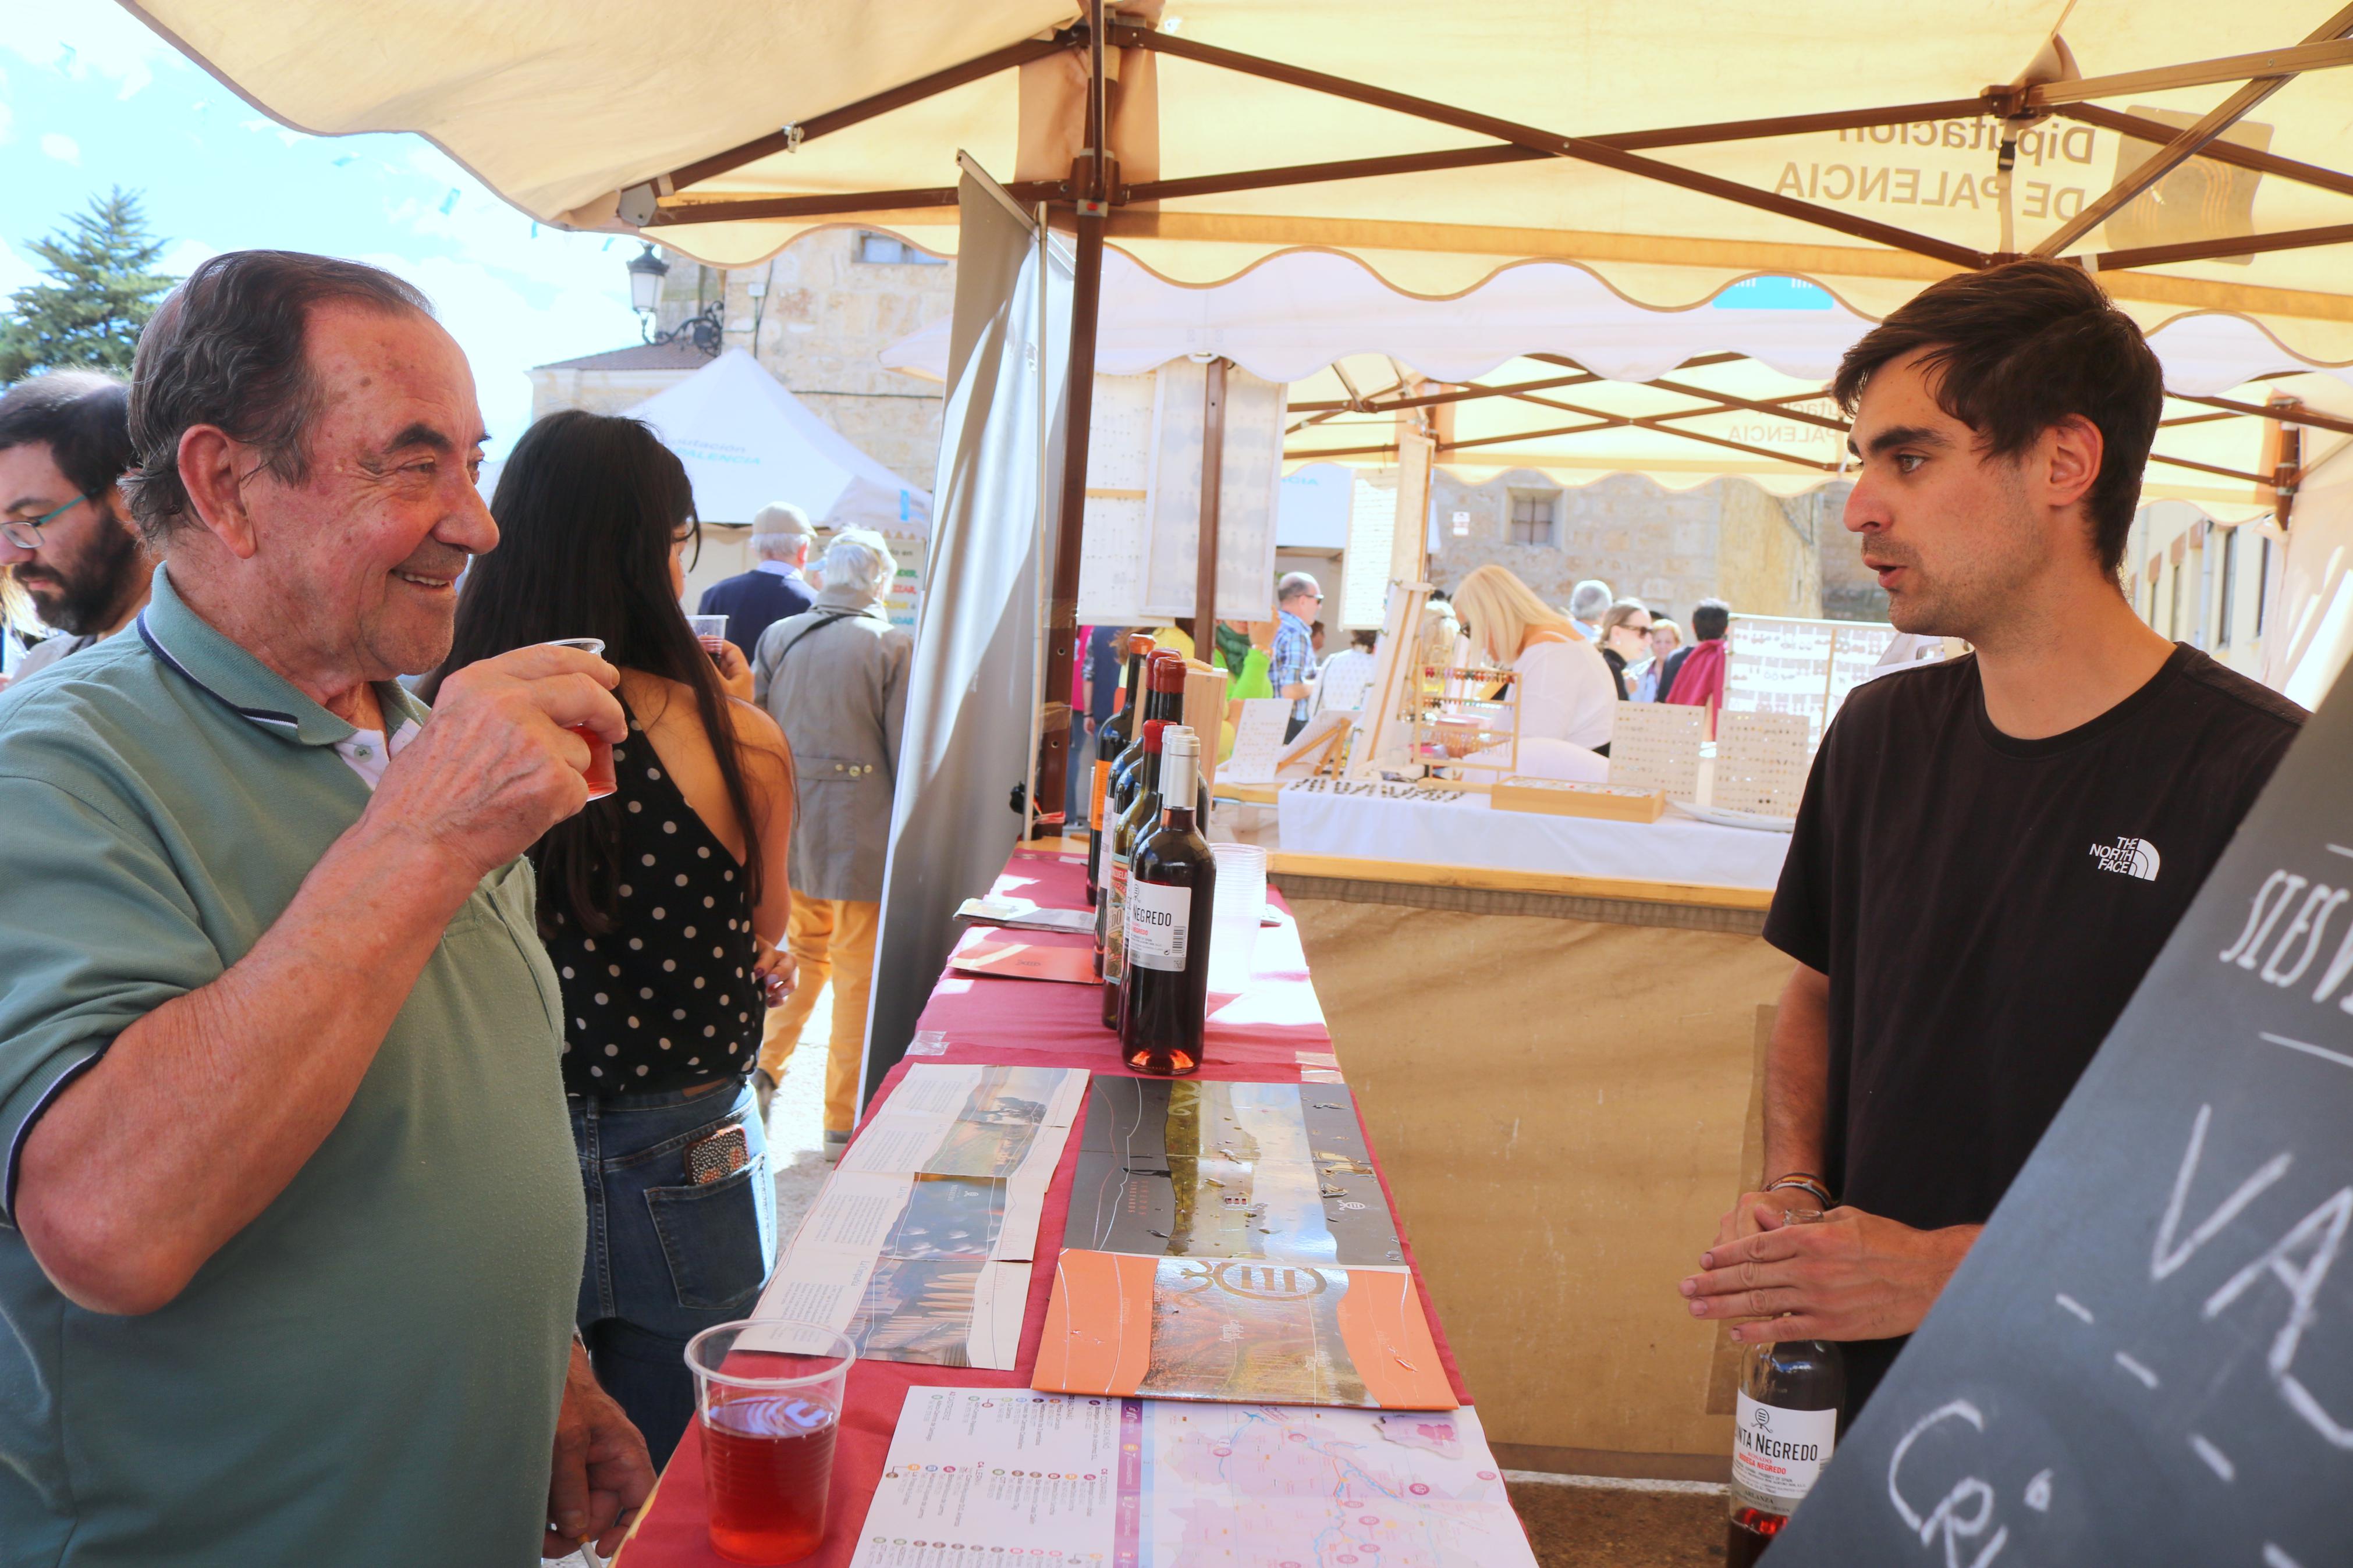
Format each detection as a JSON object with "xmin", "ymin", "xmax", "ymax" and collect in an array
[{"xmin": 1676, "ymin": 259, "xmax": 2306, "ymax": 1419}]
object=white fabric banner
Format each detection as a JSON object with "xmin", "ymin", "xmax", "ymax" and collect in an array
[
  {"xmin": 1276, "ymin": 785, "xmax": 1791, "ymax": 891},
  {"xmin": 861, "ymin": 177, "xmax": 1071, "ymax": 1103}
]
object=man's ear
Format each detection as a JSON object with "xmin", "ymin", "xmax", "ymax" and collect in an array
[
  {"xmin": 175, "ymin": 426, "xmax": 261, "ymax": 560},
  {"xmin": 2041, "ymin": 413, "xmax": 2104, "ymax": 514}
]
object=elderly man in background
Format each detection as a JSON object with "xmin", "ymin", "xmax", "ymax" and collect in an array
[
  {"xmin": 1567, "ymin": 577, "xmax": 1614, "ymax": 643},
  {"xmin": 0, "ymin": 251, "xmax": 650, "ymax": 1565},
  {"xmin": 697, "ymin": 499, "xmax": 818, "ymax": 655},
  {"xmin": 0, "ymin": 371, "xmax": 154, "ymax": 692},
  {"xmin": 1270, "ymin": 571, "xmax": 1322, "ymax": 742},
  {"xmin": 751, "ymin": 527, "xmax": 912, "ymax": 1150}
]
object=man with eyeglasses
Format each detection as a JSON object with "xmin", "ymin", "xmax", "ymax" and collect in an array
[
  {"xmin": 0, "ymin": 371, "xmax": 153, "ymax": 692},
  {"xmin": 1271, "ymin": 571, "xmax": 1323, "ymax": 742}
]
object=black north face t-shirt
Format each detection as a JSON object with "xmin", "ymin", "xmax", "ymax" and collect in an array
[{"xmin": 1763, "ymin": 643, "xmax": 2304, "ymax": 1413}]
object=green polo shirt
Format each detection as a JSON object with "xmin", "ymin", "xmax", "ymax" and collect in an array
[{"xmin": 0, "ymin": 567, "xmax": 584, "ymax": 1566}]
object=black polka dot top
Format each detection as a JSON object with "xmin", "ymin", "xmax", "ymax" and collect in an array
[{"xmin": 544, "ymin": 712, "xmax": 762, "ymax": 1097}]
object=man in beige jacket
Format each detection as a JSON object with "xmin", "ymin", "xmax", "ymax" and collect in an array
[{"xmin": 750, "ymin": 527, "xmax": 911, "ymax": 1153}]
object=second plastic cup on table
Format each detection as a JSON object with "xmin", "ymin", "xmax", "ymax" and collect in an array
[
  {"xmin": 1207, "ymin": 842, "xmax": 1268, "ymax": 993},
  {"xmin": 686, "ymin": 1320, "xmax": 857, "ymax": 1566},
  {"xmin": 539, "ymin": 637, "xmax": 617, "ymax": 799}
]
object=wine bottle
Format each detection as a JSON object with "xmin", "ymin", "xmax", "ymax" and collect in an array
[
  {"xmin": 1724, "ymin": 1209, "xmax": 1846, "ymax": 1567},
  {"xmin": 1101, "ymin": 717, "xmax": 1168, "ymax": 1027},
  {"xmin": 1084, "ymin": 631, "xmax": 1155, "ymax": 906},
  {"xmin": 1096, "ymin": 650, "xmax": 1188, "ymax": 978},
  {"xmin": 1118, "ymin": 724, "xmax": 1215, "ymax": 1076}
]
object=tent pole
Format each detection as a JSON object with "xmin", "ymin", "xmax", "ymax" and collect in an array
[
  {"xmin": 1196, "ymin": 358, "xmax": 1228, "ymax": 659},
  {"xmin": 1034, "ymin": 0, "xmax": 1111, "ymax": 837}
]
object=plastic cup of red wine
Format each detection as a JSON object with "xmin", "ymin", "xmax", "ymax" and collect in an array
[
  {"xmin": 686, "ymin": 613, "xmax": 731, "ymax": 656},
  {"xmin": 684, "ymin": 1320, "xmax": 857, "ymax": 1565},
  {"xmin": 538, "ymin": 637, "xmax": 617, "ymax": 799}
]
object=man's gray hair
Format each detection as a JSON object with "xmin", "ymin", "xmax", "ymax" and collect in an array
[
  {"xmin": 122, "ymin": 251, "xmax": 435, "ymax": 543},
  {"xmin": 1568, "ymin": 578, "xmax": 1614, "ymax": 621},
  {"xmin": 819, "ymin": 527, "xmax": 897, "ymax": 604},
  {"xmin": 751, "ymin": 501, "xmax": 813, "ymax": 560},
  {"xmin": 1276, "ymin": 571, "xmax": 1321, "ymax": 605}
]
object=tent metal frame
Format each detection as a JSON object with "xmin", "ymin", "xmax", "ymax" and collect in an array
[{"xmin": 619, "ymin": 6, "xmax": 2353, "ymax": 816}]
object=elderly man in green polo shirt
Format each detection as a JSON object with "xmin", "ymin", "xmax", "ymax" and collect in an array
[{"xmin": 0, "ymin": 251, "xmax": 654, "ymax": 1565}]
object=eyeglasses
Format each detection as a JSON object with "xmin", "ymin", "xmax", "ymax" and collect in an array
[{"xmin": 1, "ymin": 490, "xmax": 102, "ymax": 550}]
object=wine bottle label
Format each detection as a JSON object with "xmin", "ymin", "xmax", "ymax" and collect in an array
[
  {"xmin": 1103, "ymin": 860, "xmax": 1130, "ymax": 982},
  {"xmin": 1090, "ymin": 761, "xmax": 1113, "ymax": 831},
  {"xmin": 1731, "ymin": 1393, "xmax": 1836, "ymax": 1505},
  {"xmin": 1124, "ymin": 879, "xmax": 1191, "ymax": 972}
]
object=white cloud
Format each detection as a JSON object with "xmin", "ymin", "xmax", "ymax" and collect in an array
[{"xmin": 39, "ymin": 131, "xmax": 80, "ymax": 165}]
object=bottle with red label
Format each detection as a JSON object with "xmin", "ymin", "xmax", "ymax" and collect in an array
[
  {"xmin": 1117, "ymin": 724, "xmax": 1215, "ymax": 1076},
  {"xmin": 1084, "ymin": 632, "xmax": 1154, "ymax": 907},
  {"xmin": 1100, "ymin": 717, "xmax": 1169, "ymax": 1027},
  {"xmin": 1725, "ymin": 1208, "xmax": 1845, "ymax": 1566}
]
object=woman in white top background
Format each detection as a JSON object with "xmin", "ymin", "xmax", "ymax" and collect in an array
[{"xmin": 1450, "ymin": 563, "xmax": 1619, "ymax": 770}]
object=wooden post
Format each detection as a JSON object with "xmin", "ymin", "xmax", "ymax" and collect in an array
[
  {"xmin": 1392, "ymin": 396, "xmax": 1435, "ymax": 586},
  {"xmin": 1034, "ymin": 2, "xmax": 1111, "ymax": 834},
  {"xmin": 1196, "ymin": 357, "xmax": 1229, "ymax": 653}
]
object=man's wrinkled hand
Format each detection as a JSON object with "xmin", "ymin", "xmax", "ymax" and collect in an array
[
  {"xmin": 1713, "ymin": 1189, "xmax": 1801, "ymax": 1249},
  {"xmin": 369, "ymin": 643, "xmax": 623, "ymax": 884},
  {"xmin": 544, "ymin": 1343, "xmax": 654, "ymax": 1559},
  {"xmin": 1677, "ymin": 1207, "xmax": 1981, "ymax": 1345}
]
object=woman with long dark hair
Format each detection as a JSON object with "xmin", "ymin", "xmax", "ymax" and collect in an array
[{"xmin": 429, "ymin": 410, "xmax": 794, "ymax": 1463}]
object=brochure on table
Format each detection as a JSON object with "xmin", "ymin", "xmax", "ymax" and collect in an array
[
  {"xmin": 849, "ymin": 1387, "xmax": 1538, "ymax": 1568},
  {"xmin": 1035, "ymin": 1079, "xmax": 1454, "ymax": 1410},
  {"xmin": 749, "ymin": 1065, "xmax": 1088, "ymax": 1369}
]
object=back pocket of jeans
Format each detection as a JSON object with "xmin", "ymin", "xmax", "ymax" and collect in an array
[{"xmin": 645, "ymin": 1165, "xmax": 772, "ymax": 1310}]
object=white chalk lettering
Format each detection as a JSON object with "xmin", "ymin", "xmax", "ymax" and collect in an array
[
  {"xmin": 2204, "ymin": 1185, "xmax": 2353, "ymax": 1449},
  {"xmin": 2152, "ymin": 1104, "xmax": 2292, "ymax": 1282},
  {"xmin": 2262, "ymin": 885, "xmax": 2346, "ymax": 987}
]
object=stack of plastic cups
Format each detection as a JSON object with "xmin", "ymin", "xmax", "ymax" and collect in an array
[{"xmin": 1206, "ymin": 842, "xmax": 1268, "ymax": 996}]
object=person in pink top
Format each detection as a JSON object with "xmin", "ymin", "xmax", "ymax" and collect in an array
[{"xmin": 1663, "ymin": 597, "xmax": 1731, "ymax": 736}]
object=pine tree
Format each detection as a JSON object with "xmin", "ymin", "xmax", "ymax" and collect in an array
[{"xmin": 0, "ymin": 189, "xmax": 177, "ymax": 382}]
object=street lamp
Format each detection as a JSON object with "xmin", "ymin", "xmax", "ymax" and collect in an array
[{"xmin": 627, "ymin": 242, "xmax": 669, "ymax": 336}]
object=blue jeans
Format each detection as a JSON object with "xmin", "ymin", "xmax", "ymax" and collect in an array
[{"xmin": 570, "ymin": 1082, "xmax": 776, "ymax": 1465}]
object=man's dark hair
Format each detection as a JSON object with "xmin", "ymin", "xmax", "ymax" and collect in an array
[
  {"xmin": 123, "ymin": 251, "xmax": 434, "ymax": 542},
  {"xmin": 1831, "ymin": 258, "xmax": 2161, "ymax": 578},
  {"xmin": 1691, "ymin": 598, "xmax": 1731, "ymax": 641},
  {"xmin": 0, "ymin": 371, "xmax": 133, "ymax": 504}
]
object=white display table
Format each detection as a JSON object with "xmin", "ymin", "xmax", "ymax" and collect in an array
[{"xmin": 1276, "ymin": 782, "xmax": 1791, "ymax": 890}]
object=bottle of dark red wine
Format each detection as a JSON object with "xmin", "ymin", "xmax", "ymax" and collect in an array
[
  {"xmin": 1117, "ymin": 724, "xmax": 1215, "ymax": 1076},
  {"xmin": 1724, "ymin": 1209, "xmax": 1846, "ymax": 1567},
  {"xmin": 1084, "ymin": 631, "xmax": 1154, "ymax": 907},
  {"xmin": 1096, "ymin": 650, "xmax": 1188, "ymax": 979},
  {"xmin": 1100, "ymin": 717, "xmax": 1169, "ymax": 1027}
]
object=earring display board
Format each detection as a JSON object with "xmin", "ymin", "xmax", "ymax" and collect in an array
[
  {"xmin": 1074, "ymin": 361, "xmax": 1287, "ymax": 625},
  {"xmin": 1607, "ymin": 702, "xmax": 1707, "ymax": 802},
  {"xmin": 1712, "ymin": 710, "xmax": 1811, "ymax": 818},
  {"xmin": 1723, "ymin": 616, "xmax": 1936, "ymax": 751},
  {"xmin": 1344, "ymin": 581, "xmax": 1431, "ymax": 780}
]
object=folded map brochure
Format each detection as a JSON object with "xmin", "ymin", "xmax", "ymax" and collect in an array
[
  {"xmin": 848, "ymin": 1388, "xmax": 1534, "ymax": 1568},
  {"xmin": 954, "ymin": 895, "xmax": 1099, "ymax": 934},
  {"xmin": 1035, "ymin": 1080, "xmax": 1451, "ymax": 1410},
  {"xmin": 748, "ymin": 1065, "xmax": 1088, "ymax": 1369},
  {"xmin": 1068, "ymin": 1078, "xmax": 1403, "ymax": 1267},
  {"xmin": 946, "ymin": 931, "xmax": 1099, "ymax": 984}
]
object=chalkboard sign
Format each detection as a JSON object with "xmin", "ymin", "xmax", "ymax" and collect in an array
[{"xmin": 1772, "ymin": 668, "xmax": 2351, "ymax": 1568}]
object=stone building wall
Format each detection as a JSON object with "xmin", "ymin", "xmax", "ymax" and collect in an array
[
  {"xmin": 1809, "ymin": 482, "xmax": 1893, "ymax": 621},
  {"xmin": 1426, "ymin": 469, "xmax": 1828, "ymax": 621},
  {"xmin": 660, "ymin": 231, "xmax": 956, "ymax": 487}
]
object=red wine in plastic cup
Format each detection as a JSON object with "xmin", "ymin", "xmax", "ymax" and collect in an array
[
  {"xmin": 539, "ymin": 638, "xmax": 616, "ymax": 801},
  {"xmin": 685, "ymin": 1320, "xmax": 855, "ymax": 1565}
]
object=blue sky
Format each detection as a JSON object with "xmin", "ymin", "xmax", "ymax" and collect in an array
[{"xmin": 2, "ymin": 1, "xmax": 644, "ymax": 458}]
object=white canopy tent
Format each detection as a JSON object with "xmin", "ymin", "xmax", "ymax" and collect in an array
[{"xmin": 623, "ymin": 348, "xmax": 932, "ymax": 531}]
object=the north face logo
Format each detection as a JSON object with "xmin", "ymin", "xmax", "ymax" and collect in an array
[{"xmin": 2089, "ymin": 836, "xmax": 2161, "ymax": 881}]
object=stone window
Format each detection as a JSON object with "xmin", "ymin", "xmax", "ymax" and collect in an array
[
  {"xmin": 1506, "ymin": 488, "xmax": 1558, "ymax": 547},
  {"xmin": 856, "ymin": 232, "xmax": 947, "ymax": 265}
]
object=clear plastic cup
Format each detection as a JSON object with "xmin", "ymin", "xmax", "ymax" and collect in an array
[
  {"xmin": 687, "ymin": 613, "xmax": 731, "ymax": 655},
  {"xmin": 1208, "ymin": 842, "xmax": 1268, "ymax": 993},
  {"xmin": 685, "ymin": 1320, "xmax": 857, "ymax": 1565},
  {"xmin": 539, "ymin": 637, "xmax": 616, "ymax": 799}
]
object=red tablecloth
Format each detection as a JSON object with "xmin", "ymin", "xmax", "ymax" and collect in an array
[{"xmin": 618, "ymin": 846, "xmax": 1472, "ymax": 1566}]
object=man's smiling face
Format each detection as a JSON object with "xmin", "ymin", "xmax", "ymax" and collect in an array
[
  {"xmin": 237, "ymin": 301, "xmax": 496, "ymax": 679},
  {"xmin": 1841, "ymin": 349, "xmax": 2056, "ymax": 640}
]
